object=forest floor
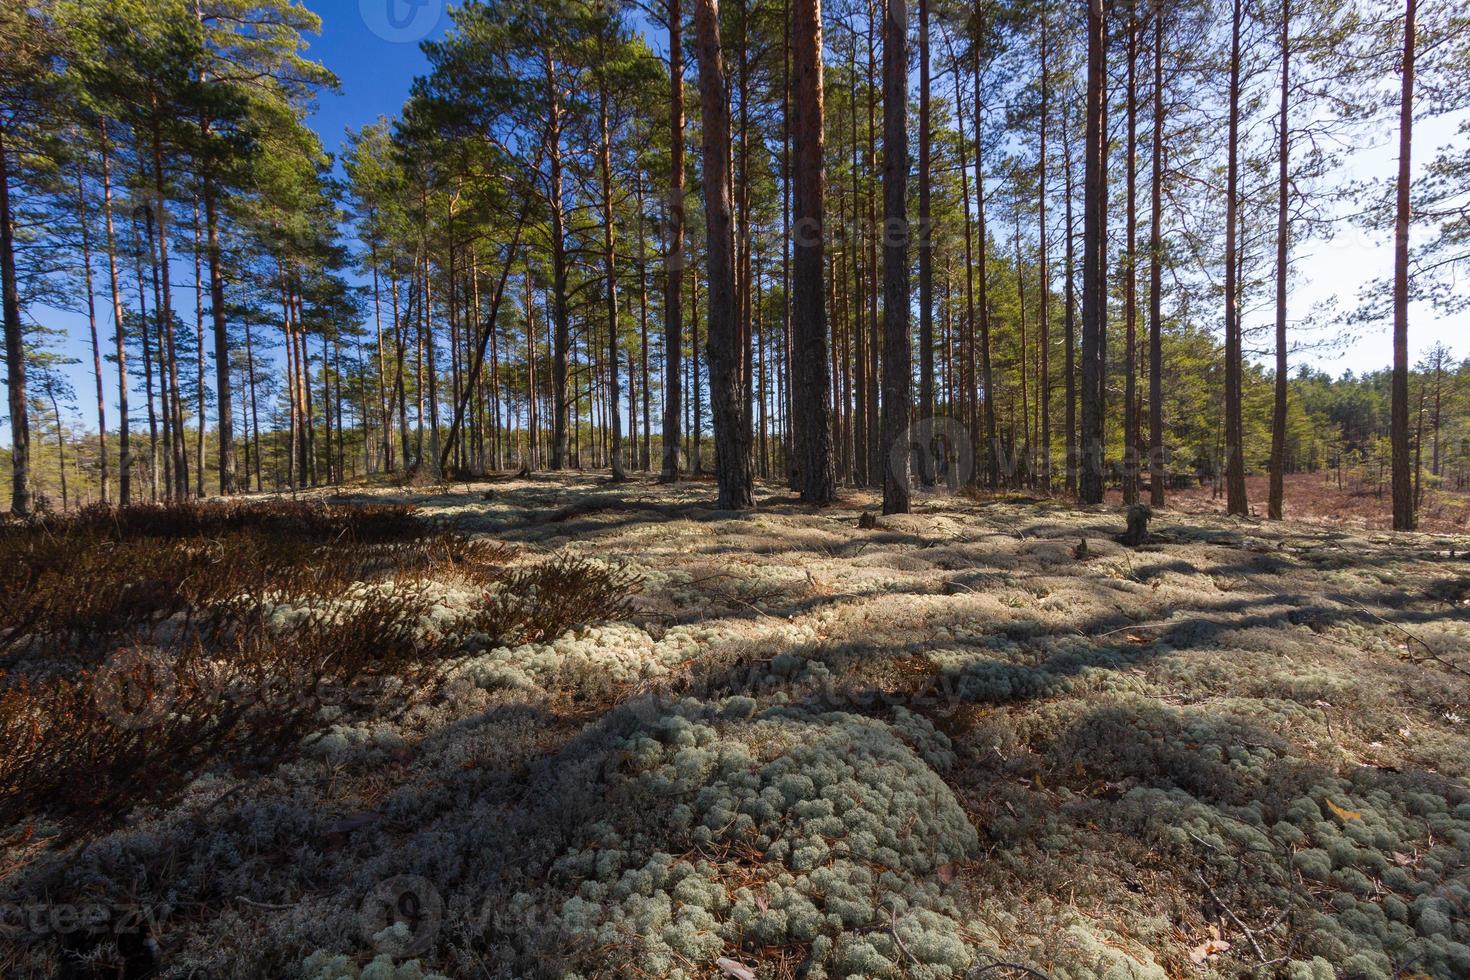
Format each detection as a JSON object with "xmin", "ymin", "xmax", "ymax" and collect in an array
[
  {"xmin": 3, "ymin": 475, "xmax": 1470, "ymax": 980},
  {"xmin": 1122, "ymin": 473, "xmax": 1470, "ymax": 535}
]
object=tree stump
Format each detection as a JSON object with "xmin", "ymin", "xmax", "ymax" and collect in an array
[{"xmin": 1120, "ymin": 504, "xmax": 1152, "ymax": 546}]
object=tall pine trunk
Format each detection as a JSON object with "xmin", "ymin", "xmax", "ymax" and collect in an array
[
  {"xmin": 76, "ymin": 158, "xmax": 109, "ymax": 503},
  {"xmin": 880, "ymin": 0, "xmax": 911, "ymax": 515},
  {"xmin": 203, "ymin": 175, "xmax": 234, "ymax": 493},
  {"xmin": 916, "ymin": 0, "xmax": 934, "ymax": 487},
  {"xmin": 1269, "ymin": 0, "xmax": 1291, "ymax": 520},
  {"xmin": 974, "ymin": 50, "xmax": 998, "ymax": 489},
  {"xmin": 1148, "ymin": 9, "xmax": 1166, "ymax": 508},
  {"xmin": 100, "ymin": 122, "xmax": 130, "ymax": 505},
  {"xmin": 1038, "ymin": 11, "xmax": 1052, "ymax": 492},
  {"xmin": 547, "ymin": 59, "xmax": 572, "ymax": 471},
  {"xmin": 0, "ymin": 125, "xmax": 29, "ymax": 516},
  {"xmin": 1224, "ymin": 0, "xmax": 1249, "ymax": 517},
  {"xmin": 693, "ymin": 0, "xmax": 753, "ymax": 509},
  {"xmin": 1123, "ymin": 8, "xmax": 1140, "ymax": 506},
  {"xmin": 792, "ymin": 0, "xmax": 836, "ymax": 503},
  {"xmin": 1062, "ymin": 89, "xmax": 1078, "ymax": 495},
  {"xmin": 599, "ymin": 78, "xmax": 627, "ymax": 481},
  {"xmin": 1390, "ymin": 0, "xmax": 1416, "ymax": 531},
  {"xmin": 661, "ymin": 0, "xmax": 686, "ymax": 483},
  {"xmin": 1079, "ymin": 0, "xmax": 1108, "ymax": 505}
]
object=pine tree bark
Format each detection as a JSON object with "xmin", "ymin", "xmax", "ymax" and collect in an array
[
  {"xmin": 916, "ymin": 0, "xmax": 934, "ymax": 487},
  {"xmin": 191, "ymin": 196, "xmax": 206, "ymax": 496},
  {"xmin": 791, "ymin": 0, "xmax": 837, "ymax": 503},
  {"xmin": 598, "ymin": 76, "xmax": 627, "ymax": 481},
  {"xmin": 865, "ymin": 3, "xmax": 881, "ymax": 489},
  {"xmin": 547, "ymin": 59, "xmax": 572, "ymax": 471},
  {"xmin": 849, "ymin": 28, "xmax": 868, "ymax": 487},
  {"xmin": 661, "ymin": 0, "xmax": 685, "ymax": 483},
  {"xmin": 76, "ymin": 159, "xmax": 109, "ymax": 504},
  {"xmin": 781, "ymin": 0, "xmax": 794, "ymax": 483},
  {"xmin": 1038, "ymin": 11, "xmax": 1052, "ymax": 493},
  {"xmin": 1391, "ymin": 0, "xmax": 1416, "ymax": 531},
  {"xmin": 148, "ymin": 112, "xmax": 189, "ymax": 499},
  {"xmin": 0, "ymin": 125, "xmax": 30, "ymax": 516},
  {"xmin": 1062, "ymin": 86, "xmax": 1078, "ymax": 496},
  {"xmin": 651, "ymin": 33, "xmax": 688, "ymax": 473},
  {"xmin": 1148, "ymin": 9, "xmax": 1166, "ymax": 508},
  {"xmin": 1224, "ymin": 0, "xmax": 1249, "ymax": 517},
  {"xmin": 951, "ymin": 41, "xmax": 980, "ymax": 487},
  {"xmin": 203, "ymin": 175, "xmax": 234, "ymax": 493},
  {"xmin": 1079, "ymin": 0, "xmax": 1108, "ymax": 505},
  {"xmin": 135, "ymin": 220, "xmax": 160, "ymax": 498},
  {"xmin": 1123, "ymin": 8, "xmax": 1140, "ymax": 506},
  {"xmin": 100, "ymin": 122, "xmax": 130, "ymax": 505},
  {"xmin": 1269, "ymin": 0, "xmax": 1292, "ymax": 520},
  {"xmin": 974, "ymin": 49, "xmax": 998, "ymax": 489},
  {"xmin": 693, "ymin": 0, "xmax": 753, "ymax": 509},
  {"xmin": 880, "ymin": 0, "xmax": 911, "ymax": 515}
]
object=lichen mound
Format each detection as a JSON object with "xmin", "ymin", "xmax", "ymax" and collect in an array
[{"xmin": 530, "ymin": 699, "xmax": 981, "ymax": 978}]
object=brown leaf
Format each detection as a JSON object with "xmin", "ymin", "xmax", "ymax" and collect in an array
[
  {"xmin": 716, "ymin": 957, "xmax": 757, "ymax": 980},
  {"xmin": 1189, "ymin": 939, "xmax": 1231, "ymax": 965}
]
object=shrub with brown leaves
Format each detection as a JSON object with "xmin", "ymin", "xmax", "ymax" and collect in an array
[
  {"xmin": 470, "ymin": 553, "xmax": 642, "ymax": 646},
  {"xmin": 0, "ymin": 500, "xmax": 509, "ymax": 840}
]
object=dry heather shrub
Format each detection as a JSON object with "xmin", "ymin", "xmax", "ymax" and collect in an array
[
  {"xmin": 1, "ymin": 645, "xmax": 239, "ymax": 837},
  {"xmin": 0, "ymin": 587, "xmax": 456, "ymax": 838},
  {"xmin": 18, "ymin": 498, "xmax": 426, "ymax": 544},
  {"xmin": 470, "ymin": 553, "xmax": 642, "ymax": 645},
  {"xmin": 0, "ymin": 499, "xmax": 633, "ymax": 842},
  {"xmin": 0, "ymin": 511, "xmax": 513, "ymax": 662}
]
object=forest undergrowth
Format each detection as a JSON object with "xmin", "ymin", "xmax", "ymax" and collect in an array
[{"xmin": 2, "ymin": 476, "xmax": 1469, "ymax": 980}]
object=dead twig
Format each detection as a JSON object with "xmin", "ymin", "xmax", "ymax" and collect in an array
[
  {"xmin": 1194, "ymin": 871, "xmax": 1271, "ymax": 964},
  {"xmin": 1339, "ymin": 596, "xmax": 1470, "ymax": 679},
  {"xmin": 967, "ymin": 961, "xmax": 1054, "ymax": 979}
]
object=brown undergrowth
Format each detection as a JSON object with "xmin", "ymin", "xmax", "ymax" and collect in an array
[{"xmin": 0, "ymin": 499, "xmax": 635, "ymax": 842}]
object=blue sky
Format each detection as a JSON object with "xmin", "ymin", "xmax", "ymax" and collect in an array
[
  {"xmin": 16, "ymin": 0, "xmax": 1467, "ymax": 436},
  {"xmin": 306, "ymin": 0, "xmax": 450, "ymax": 158}
]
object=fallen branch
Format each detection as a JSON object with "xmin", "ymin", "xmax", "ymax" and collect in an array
[
  {"xmin": 1194, "ymin": 871, "xmax": 1270, "ymax": 964},
  {"xmin": 1338, "ymin": 597, "xmax": 1470, "ymax": 680},
  {"xmin": 967, "ymin": 961, "xmax": 1054, "ymax": 979}
]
